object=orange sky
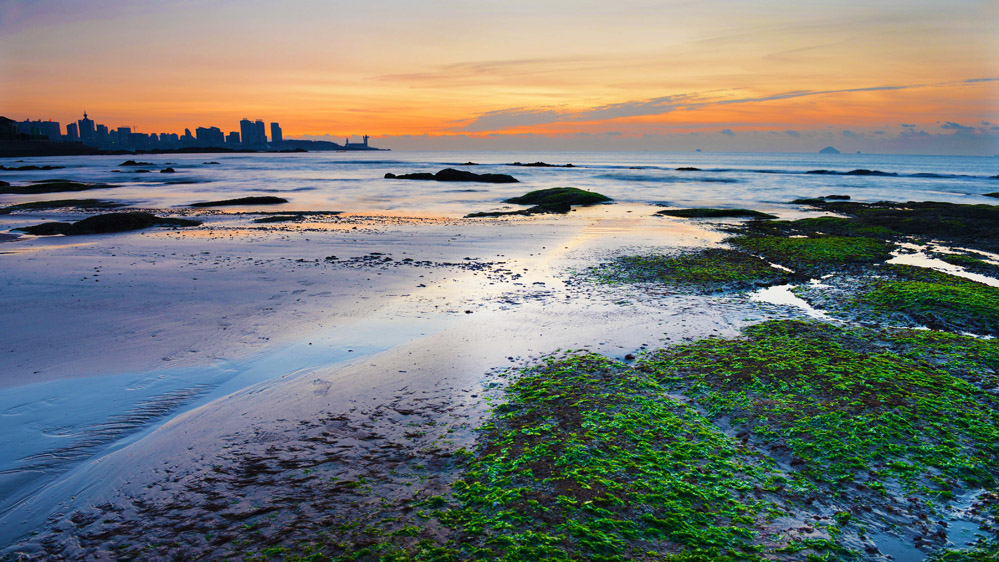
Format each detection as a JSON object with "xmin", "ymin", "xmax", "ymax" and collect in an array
[{"xmin": 1, "ymin": 0, "xmax": 997, "ymax": 153}]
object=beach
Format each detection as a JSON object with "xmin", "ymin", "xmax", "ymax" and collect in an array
[{"xmin": 1, "ymin": 151, "xmax": 997, "ymax": 560}]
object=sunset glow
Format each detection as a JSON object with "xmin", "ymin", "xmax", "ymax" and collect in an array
[{"xmin": 2, "ymin": 0, "xmax": 997, "ymax": 153}]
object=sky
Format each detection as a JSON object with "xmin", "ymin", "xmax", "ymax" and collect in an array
[{"xmin": 1, "ymin": 0, "xmax": 997, "ymax": 154}]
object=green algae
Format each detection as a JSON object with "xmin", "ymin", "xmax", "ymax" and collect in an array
[
  {"xmin": 591, "ymin": 248, "xmax": 790, "ymax": 292},
  {"xmin": 728, "ymin": 235, "xmax": 893, "ymax": 274},
  {"xmin": 504, "ymin": 187, "xmax": 611, "ymax": 207},
  {"xmin": 637, "ymin": 320, "xmax": 999, "ymax": 493},
  {"xmin": 857, "ymin": 266, "xmax": 999, "ymax": 336}
]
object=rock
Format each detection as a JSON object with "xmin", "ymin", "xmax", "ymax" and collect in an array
[
  {"xmin": 386, "ymin": 168, "xmax": 518, "ymax": 183},
  {"xmin": 17, "ymin": 212, "xmax": 200, "ymax": 235},
  {"xmin": 119, "ymin": 160, "xmax": 153, "ymax": 166},
  {"xmin": 823, "ymin": 194, "xmax": 851, "ymax": 200},
  {"xmin": 189, "ymin": 196, "xmax": 288, "ymax": 207},
  {"xmin": 203, "ymin": 161, "xmax": 221, "ymax": 165},
  {"xmin": 655, "ymin": 208, "xmax": 777, "ymax": 219},
  {"xmin": 160, "ymin": 167, "xmax": 176, "ymax": 173},
  {"xmin": 984, "ymin": 192, "xmax": 999, "ymax": 198},
  {"xmin": 846, "ymin": 169, "xmax": 896, "ymax": 176},
  {"xmin": 504, "ymin": 187, "xmax": 611, "ymax": 207},
  {"xmin": 0, "ymin": 180, "xmax": 114, "ymax": 194},
  {"xmin": 675, "ymin": 167, "xmax": 701, "ymax": 171},
  {"xmin": 819, "ymin": 146, "xmax": 841, "ymax": 154},
  {"xmin": 510, "ymin": 161, "xmax": 575, "ymax": 168}
]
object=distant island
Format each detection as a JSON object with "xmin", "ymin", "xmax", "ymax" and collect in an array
[{"xmin": 819, "ymin": 146, "xmax": 841, "ymax": 154}]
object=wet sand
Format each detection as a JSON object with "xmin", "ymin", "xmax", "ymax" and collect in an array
[{"xmin": 0, "ymin": 204, "xmax": 807, "ymax": 558}]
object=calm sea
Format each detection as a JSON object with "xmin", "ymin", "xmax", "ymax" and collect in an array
[{"xmin": 0, "ymin": 151, "xmax": 996, "ymax": 218}]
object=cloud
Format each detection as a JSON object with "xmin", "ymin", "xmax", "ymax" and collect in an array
[
  {"xmin": 842, "ymin": 130, "xmax": 859, "ymax": 138},
  {"xmin": 785, "ymin": 130, "xmax": 801, "ymax": 137},
  {"xmin": 964, "ymin": 78, "xmax": 999, "ymax": 83},
  {"xmin": 457, "ymin": 108, "xmax": 564, "ymax": 132},
  {"xmin": 720, "ymin": 128, "xmax": 735, "ymax": 136},
  {"xmin": 941, "ymin": 121, "xmax": 974, "ymax": 133},
  {"xmin": 901, "ymin": 123, "xmax": 916, "ymax": 128},
  {"xmin": 455, "ymin": 78, "xmax": 980, "ymax": 133}
]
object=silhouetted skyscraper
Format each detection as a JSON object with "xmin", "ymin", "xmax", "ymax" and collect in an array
[
  {"xmin": 270, "ymin": 122, "xmax": 282, "ymax": 145},
  {"xmin": 226, "ymin": 131, "xmax": 240, "ymax": 145},
  {"xmin": 78, "ymin": 112, "xmax": 96, "ymax": 144},
  {"xmin": 66, "ymin": 122, "xmax": 79, "ymax": 141},
  {"xmin": 196, "ymin": 126, "xmax": 225, "ymax": 147},
  {"xmin": 239, "ymin": 118, "xmax": 267, "ymax": 148}
]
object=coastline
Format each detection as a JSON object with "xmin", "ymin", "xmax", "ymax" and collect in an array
[{"xmin": 1, "ymin": 151, "xmax": 997, "ymax": 560}]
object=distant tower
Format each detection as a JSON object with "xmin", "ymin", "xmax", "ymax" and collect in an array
[
  {"xmin": 270, "ymin": 122, "xmax": 282, "ymax": 145},
  {"xmin": 66, "ymin": 122, "xmax": 79, "ymax": 141},
  {"xmin": 78, "ymin": 111, "xmax": 96, "ymax": 144},
  {"xmin": 363, "ymin": 135, "xmax": 368, "ymax": 147}
]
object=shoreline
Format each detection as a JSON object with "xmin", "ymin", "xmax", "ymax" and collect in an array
[{"xmin": 1, "ymin": 152, "xmax": 997, "ymax": 560}]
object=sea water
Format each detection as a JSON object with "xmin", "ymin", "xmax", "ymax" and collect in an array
[{"xmin": 0, "ymin": 150, "xmax": 996, "ymax": 219}]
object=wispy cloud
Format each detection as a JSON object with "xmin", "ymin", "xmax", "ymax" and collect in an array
[
  {"xmin": 454, "ymin": 78, "xmax": 981, "ymax": 132},
  {"xmin": 719, "ymin": 128, "xmax": 735, "ymax": 136}
]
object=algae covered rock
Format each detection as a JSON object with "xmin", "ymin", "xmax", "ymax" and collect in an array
[{"xmin": 503, "ymin": 187, "xmax": 611, "ymax": 207}]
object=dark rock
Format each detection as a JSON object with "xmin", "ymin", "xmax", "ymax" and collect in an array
[
  {"xmin": 119, "ymin": 160, "xmax": 154, "ymax": 166},
  {"xmin": 0, "ymin": 180, "xmax": 114, "ymax": 194},
  {"xmin": 0, "ymin": 199, "xmax": 125, "ymax": 215},
  {"xmin": 846, "ymin": 169, "xmax": 897, "ymax": 176},
  {"xmin": 823, "ymin": 194, "xmax": 851, "ymax": 200},
  {"xmin": 189, "ymin": 196, "xmax": 288, "ymax": 207},
  {"xmin": 805, "ymin": 170, "xmax": 836, "ymax": 174},
  {"xmin": 510, "ymin": 161, "xmax": 575, "ymax": 168},
  {"xmin": 252, "ymin": 214, "xmax": 303, "ymax": 223},
  {"xmin": 385, "ymin": 172, "xmax": 434, "ymax": 180},
  {"xmin": 0, "ymin": 180, "xmax": 8, "ymax": 187},
  {"xmin": 17, "ymin": 212, "xmax": 200, "ymax": 236},
  {"xmin": 0, "ymin": 164, "xmax": 65, "ymax": 171},
  {"xmin": 203, "ymin": 161, "xmax": 221, "ymax": 165},
  {"xmin": 160, "ymin": 167, "xmax": 176, "ymax": 173},
  {"xmin": 17, "ymin": 222, "xmax": 72, "ymax": 235},
  {"xmin": 984, "ymin": 192, "xmax": 999, "ymax": 198},
  {"xmin": 675, "ymin": 167, "xmax": 702, "ymax": 171},
  {"xmin": 656, "ymin": 208, "xmax": 777, "ymax": 219},
  {"xmin": 386, "ymin": 168, "xmax": 518, "ymax": 183}
]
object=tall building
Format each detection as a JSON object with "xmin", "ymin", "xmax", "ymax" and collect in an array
[
  {"xmin": 240, "ymin": 118, "xmax": 267, "ymax": 148},
  {"xmin": 270, "ymin": 122, "xmax": 282, "ymax": 145},
  {"xmin": 226, "ymin": 131, "xmax": 240, "ymax": 145},
  {"xmin": 78, "ymin": 112, "xmax": 96, "ymax": 144},
  {"xmin": 17, "ymin": 119, "xmax": 62, "ymax": 141},
  {"xmin": 66, "ymin": 122, "xmax": 79, "ymax": 141},
  {"xmin": 195, "ymin": 126, "xmax": 225, "ymax": 147}
]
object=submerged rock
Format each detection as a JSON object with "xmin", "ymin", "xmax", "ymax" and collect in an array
[
  {"xmin": 188, "ymin": 196, "xmax": 288, "ymax": 208},
  {"xmin": 510, "ymin": 161, "xmax": 575, "ymax": 168},
  {"xmin": 160, "ymin": 167, "xmax": 176, "ymax": 173},
  {"xmin": 0, "ymin": 180, "xmax": 114, "ymax": 194},
  {"xmin": 385, "ymin": 168, "xmax": 518, "ymax": 183},
  {"xmin": 119, "ymin": 160, "xmax": 154, "ymax": 166},
  {"xmin": 16, "ymin": 212, "xmax": 200, "ymax": 235},
  {"xmin": 675, "ymin": 167, "xmax": 702, "ymax": 171}
]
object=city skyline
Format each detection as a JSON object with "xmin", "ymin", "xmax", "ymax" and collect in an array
[
  {"xmin": 1, "ymin": 1, "xmax": 997, "ymax": 155},
  {"xmin": 8, "ymin": 111, "xmax": 376, "ymax": 151}
]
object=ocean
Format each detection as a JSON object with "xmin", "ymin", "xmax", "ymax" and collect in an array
[{"xmin": 1, "ymin": 150, "xmax": 996, "ymax": 219}]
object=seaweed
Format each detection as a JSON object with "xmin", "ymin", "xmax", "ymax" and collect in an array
[
  {"xmin": 591, "ymin": 248, "xmax": 791, "ymax": 291},
  {"xmin": 728, "ymin": 235, "xmax": 893, "ymax": 275}
]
